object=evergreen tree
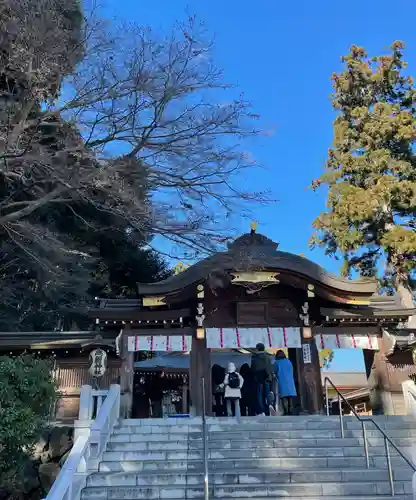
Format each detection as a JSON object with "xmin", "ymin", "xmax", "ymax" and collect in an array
[{"xmin": 311, "ymin": 42, "xmax": 416, "ymax": 305}]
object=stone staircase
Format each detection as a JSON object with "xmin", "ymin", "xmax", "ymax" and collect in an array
[{"xmin": 81, "ymin": 416, "xmax": 415, "ymax": 500}]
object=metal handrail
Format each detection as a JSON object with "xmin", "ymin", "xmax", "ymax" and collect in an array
[
  {"xmin": 324, "ymin": 376, "xmax": 415, "ymax": 496},
  {"xmin": 201, "ymin": 377, "xmax": 209, "ymax": 500}
]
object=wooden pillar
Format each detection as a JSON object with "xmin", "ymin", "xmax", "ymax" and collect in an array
[
  {"xmin": 119, "ymin": 327, "xmax": 134, "ymax": 419},
  {"xmin": 190, "ymin": 283, "xmax": 212, "ymax": 416},
  {"xmin": 189, "ymin": 336, "xmax": 212, "ymax": 416},
  {"xmin": 182, "ymin": 383, "xmax": 188, "ymax": 414},
  {"xmin": 298, "ymin": 331, "xmax": 323, "ymax": 414},
  {"xmin": 294, "ymin": 347, "xmax": 307, "ymax": 413},
  {"xmin": 298, "ymin": 287, "xmax": 323, "ymax": 415}
]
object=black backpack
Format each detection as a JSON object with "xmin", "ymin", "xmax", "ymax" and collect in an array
[{"xmin": 228, "ymin": 372, "xmax": 240, "ymax": 389}]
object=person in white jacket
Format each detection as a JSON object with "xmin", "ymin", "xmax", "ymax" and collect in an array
[{"xmin": 221, "ymin": 362, "xmax": 244, "ymax": 418}]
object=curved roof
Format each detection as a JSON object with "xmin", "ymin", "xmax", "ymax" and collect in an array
[{"xmin": 137, "ymin": 232, "xmax": 378, "ymax": 298}]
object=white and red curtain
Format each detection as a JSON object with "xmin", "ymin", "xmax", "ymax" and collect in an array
[
  {"xmin": 206, "ymin": 327, "xmax": 302, "ymax": 349},
  {"xmin": 127, "ymin": 330, "xmax": 380, "ymax": 351},
  {"xmin": 128, "ymin": 335, "xmax": 192, "ymax": 352},
  {"xmin": 315, "ymin": 333, "xmax": 379, "ymax": 350}
]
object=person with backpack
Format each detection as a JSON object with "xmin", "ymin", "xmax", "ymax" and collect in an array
[{"xmin": 221, "ymin": 362, "xmax": 244, "ymax": 418}]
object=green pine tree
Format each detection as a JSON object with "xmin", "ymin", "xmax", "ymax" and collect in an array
[{"xmin": 311, "ymin": 42, "xmax": 416, "ymax": 306}]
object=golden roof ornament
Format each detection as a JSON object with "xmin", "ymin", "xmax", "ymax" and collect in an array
[
  {"xmin": 250, "ymin": 221, "xmax": 258, "ymax": 234},
  {"xmin": 174, "ymin": 261, "xmax": 189, "ymax": 275}
]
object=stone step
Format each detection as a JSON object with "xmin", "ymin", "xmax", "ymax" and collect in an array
[
  {"xmin": 211, "ymin": 482, "xmax": 412, "ymax": 497},
  {"xmin": 105, "ymin": 440, "xmax": 412, "ymax": 459},
  {"xmin": 207, "ymin": 421, "xmax": 416, "ymax": 432},
  {"xmin": 209, "ymin": 445, "xmax": 412, "ymax": 459},
  {"xmin": 99, "ymin": 460, "xmax": 202, "ymax": 473},
  {"xmin": 205, "ymin": 437, "xmax": 415, "ymax": 449},
  {"xmin": 113, "ymin": 425, "xmax": 200, "ymax": 435},
  {"xmin": 204, "ymin": 498, "xmax": 412, "ymax": 500},
  {"xmin": 102, "ymin": 446, "xmax": 411, "ymax": 462},
  {"xmin": 102, "ymin": 451, "xmax": 202, "ymax": 462},
  {"xmin": 107, "ymin": 441, "xmax": 202, "ymax": 452},
  {"xmin": 110, "ymin": 432, "xmax": 202, "ymax": 442},
  {"xmin": 209, "ymin": 456, "xmax": 414, "ymax": 470},
  {"xmin": 205, "ymin": 429, "xmax": 416, "ymax": 440},
  {"xmin": 99, "ymin": 454, "xmax": 413, "ymax": 473},
  {"xmin": 115, "ymin": 416, "xmax": 416, "ymax": 431},
  {"xmin": 86, "ymin": 469, "xmax": 413, "ymax": 487},
  {"xmin": 119, "ymin": 418, "xmax": 201, "ymax": 426},
  {"xmin": 113, "ymin": 425, "xmax": 416, "ymax": 439},
  {"xmin": 100, "ymin": 456, "xmax": 413, "ymax": 474},
  {"xmin": 81, "ymin": 481, "xmax": 412, "ymax": 499},
  {"xmin": 211, "ymin": 415, "xmax": 416, "ymax": 422}
]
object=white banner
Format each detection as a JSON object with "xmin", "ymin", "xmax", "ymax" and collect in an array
[
  {"xmin": 127, "ymin": 335, "xmax": 192, "ymax": 352},
  {"xmin": 206, "ymin": 327, "xmax": 302, "ymax": 349},
  {"xmin": 315, "ymin": 333, "xmax": 379, "ymax": 350}
]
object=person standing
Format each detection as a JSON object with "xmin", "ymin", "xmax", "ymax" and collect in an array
[
  {"xmin": 212, "ymin": 364, "xmax": 226, "ymax": 417},
  {"xmin": 240, "ymin": 363, "xmax": 256, "ymax": 416},
  {"xmin": 275, "ymin": 350, "xmax": 297, "ymax": 415},
  {"xmin": 222, "ymin": 362, "xmax": 244, "ymax": 418},
  {"xmin": 251, "ymin": 343, "xmax": 274, "ymax": 416}
]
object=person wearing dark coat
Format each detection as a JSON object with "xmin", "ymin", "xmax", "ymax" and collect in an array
[
  {"xmin": 251, "ymin": 343, "xmax": 274, "ymax": 415},
  {"xmin": 212, "ymin": 364, "xmax": 226, "ymax": 417},
  {"xmin": 240, "ymin": 363, "xmax": 256, "ymax": 416}
]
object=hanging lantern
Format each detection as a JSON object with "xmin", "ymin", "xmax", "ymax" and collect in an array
[{"xmin": 88, "ymin": 348, "xmax": 107, "ymax": 378}]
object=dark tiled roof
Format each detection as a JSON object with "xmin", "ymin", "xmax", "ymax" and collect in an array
[{"xmin": 136, "ymin": 232, "xmax": 377, "ymax": 296}]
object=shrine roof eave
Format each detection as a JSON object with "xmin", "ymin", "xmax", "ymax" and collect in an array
[
  {"xmin": 0, "ymin": 331, "xmax": 116, "ymax": 349},
  {"xmin": 136, "ymin": 249, "xmax": 377, "ymax": 298},
  {"xmin": 321, "ymin": 306, "xmax": 416, "ymax": 319},
  {"xmin": 88, "ymin": 305, "xmax": 191, "ymax": 321}
]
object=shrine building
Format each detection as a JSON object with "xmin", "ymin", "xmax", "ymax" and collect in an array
[
  {"xmin": 1, "ymin": 227, "xmax": 415, "ymax": 421},
  {"xmin": 89, "ymin": 227, "xmax": 416, "ymax": 418}
]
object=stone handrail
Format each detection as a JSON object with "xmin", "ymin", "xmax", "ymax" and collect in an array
[
  {"xmin": 402, "ymin": 380, "xmax": 416, "ymax": 418},
  {"xmin": 44, "ymin": 384, "xmax": 120, "ymax": 500},
  {"xmin": 78, "ymin": 386, "xmax": 110, "ymax": 420},
  {"xmin": 402, "ymin": 380, "xmax": 416, "ymax": 500}
]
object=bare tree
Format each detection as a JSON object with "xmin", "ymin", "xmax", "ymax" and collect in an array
[
  {"xmin": 2, "ymin": 10, "xmax": 270, "ymax": 253},
  {"xmin": 0, "ymin": 3, "xmax": 272, "ymax": 327}
]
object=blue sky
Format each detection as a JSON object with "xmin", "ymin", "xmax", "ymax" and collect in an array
[{"xmin": 98, "ymin": 0, "xmax": 416, "ymax": 371}]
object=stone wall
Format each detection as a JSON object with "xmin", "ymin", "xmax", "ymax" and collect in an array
[{"xmin": 0, "ymin": 426, "xmax": 73, "ymax": 500}]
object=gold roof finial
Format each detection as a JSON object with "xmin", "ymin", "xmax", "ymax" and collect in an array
[
  {"xmin": 174, "ymin": 261, "xmax": 189, "ymax": 275},
  {"xmin": 250, "ymin": 221, "xmax": 258, "ymax": 234}
]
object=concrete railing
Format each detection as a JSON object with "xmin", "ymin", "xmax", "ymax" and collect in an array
[
  {"xmin": 44, "ymin": 384, "xmax": 120, "ymax": 500},
  {"xmin": 402, "ymin": 380, "xmax": 416, "ymax": 500},
  {"xmin": 79, "ymin": 386, "xmax": 110, "ymax": 420},
  {"xmin": 402, "ymin": 380, "xmax": 416, "ymax": 418}
]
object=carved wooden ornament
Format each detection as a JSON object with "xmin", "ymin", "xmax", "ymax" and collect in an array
[
  {"xmin": 230, "ymin": 271, "xmax": 280, "ymax": 283},
  {"xmin": 230, "ymin": 271, "xmax": 280, "ymax": 295},
  {"xmin": 142, "ymin": 296, "xmax": 166, "ymax": 307}
]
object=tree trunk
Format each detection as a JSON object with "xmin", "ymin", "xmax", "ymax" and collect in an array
[
  {"xmin": 396, "ymin": 279, "xmax": 414, "ymax": 309},
  {"xmin": 395, "ymin": 276, "xmax": 416, "ymax": 328}
]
